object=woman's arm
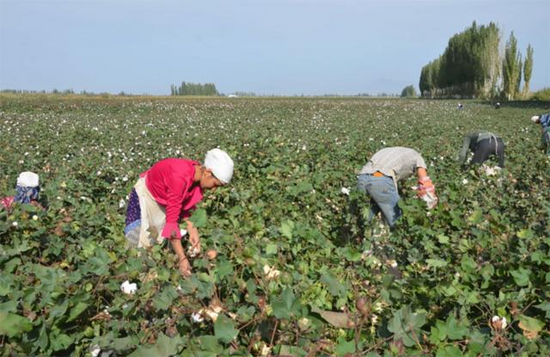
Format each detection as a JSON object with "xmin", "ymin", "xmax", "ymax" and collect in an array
[{"xmin": 170, "ymin": 238, "xmax": 192, "ymax": 277}]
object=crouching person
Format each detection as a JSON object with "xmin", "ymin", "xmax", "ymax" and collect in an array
[
  {"xmin": 1, "ymin": 171, "xmax": 43, "ymax": 211},
  {"xmin": 357, "ymin": 147, "xmax": 437, "ymax": 229},
  {"xmin": 531, "ymin": 113, "xmax": 550, "ymax": 156},
  {"xmin": 124, "ymin": 149, "xmax": 234, "ymax": 277},
  {"xmin": 459, "ymin": 131, "xmax": 505, "ymax": 168}
]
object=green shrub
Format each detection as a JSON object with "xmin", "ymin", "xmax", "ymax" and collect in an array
[{"xmin": 532, "ymin": 87, "xmax": 550, "ymax": 101}]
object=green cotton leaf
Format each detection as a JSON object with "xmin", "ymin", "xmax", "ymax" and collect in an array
[
  {"xmin": 128, "ymin": 333, "xmax": 183, "ymax": 357},
  {"xmin": 37, "ymin": 324, "xmax": 49, "ymax": 351},
  {"xmin": 66, "ymin": 302, "xmax": 89, "ymax": 322},
  {"xmin": 216, "ymin": 260, "xmax": 234, "ymax": 279},
  {"xmin": 4, "ymin": 257, "xmax": 21, "ymax": 273},
  {"xmin": 265, "ymin": 243, "xmax": 278, "ymax": 255},
  {"xmin": 320, "ymin": 272, "xmax": 347, "ymax": 297},
  {"xmin": 153, "ymin": 286, "xmax": 179, "ymax": 311},
  {"xmin": 280, "ymin": 220, "xmax": 294, "ymax": 239},
  {"xmin": 271, "ymin": 288, "xmax": 301, "ymax": 319},
  {"xmin": 189, "ymin": 209, "xmax": 207, "ymax": 228},
  {"xmin": 279, "ymin": 345, "xmax": 308, "ymax": 357},
  {"xmin": 112, "ymin": 336, "xmax": 139, "ymax": 352},
  {"xmin": 426, "ymin": 258, "xmax": 448, "ymax": 268},
  {"xmin": 467, "ymin": 209, "xmax": 483, "ymax": 225},
  {"xmin": 49, "ymin": 301, "xmax": 70, "ymax": 321},
  {"xmin": 34, "ymin": 264, "xmax": 65, "ymax": 288},
  {"xmin": 387, "ymin": 305, "xmax": 426, "ymax": 347},
  {"xmin": 510, "ymin": 268, "xmax": 531, "ymax": 287},
  {"xmin": 86, "ymin": 248, "xmax": 113, "ymax": 276},
  {"xmin": 0, "ymin": 300, "xmax": 18, "ymax": 313},
  {"xmin": 518, "ymin": 315, "xmax": 545, "ymax": 333},
  {"xmin": 534, "ymin": 301, "xmax": 550, "ymax": 319},
  {"xmin": 460, "ymin": 255, "xmax": 477, "ymax": 273},
  {"xmin": 436, "ymin": 345, "xmax": 463, "ymax": 357},
  {"xmin": 50, "ymin": 332, "xmax": 74, "ymax": 352},
  {"xmin": 297, "ymin": 181, "xmax": 313, "ymax": 193},
  {"xmin": 342, "ymin": 247, "xmax": 362, "ymax": 262},
  {"xmin": 197, "ymin": 335, "xmax": 224, "ymax": 353},
  {"xmin": 0, "ymin": 275, "xmax": 13, "ymax": 296},
  {"xmin": 334, "ymin": 339, "xmax": 356, "ymax": 356},
  {"xmin": 0, "ymin": 312, "xmax": 33, "ymax": 337},
  {"xmin": 445, "ymin": 315, "xmax": 468, "ymax": 340},
  {"xmin": 177, "ymin": 276, "xmax": 199, "ymax": 295},
  {"xmin": 467, "ymin": 330, "xmax": 488, "ymax": 354},
  {"xmin": 517, "ymin": 229, "xmax": 534, "ymax": 239},
  {"xmin": 429, "ymin": 321, "xmax": 447, "ymax": 343},
  {"xmin": 214, "ymin": 314, "xmax": 239, "ymax": 344}
]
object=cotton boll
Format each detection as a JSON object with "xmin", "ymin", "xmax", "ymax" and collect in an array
[
  {"xmin": 121, "ymin": 280, "xmax": 138, "ymax": 295},
  {"xmin": 90, "ymin": 345, "xmax": 101, "ymax": 357},
  {"xmin": 187, "ymin": 245, "xmax": 200, "ymax": 258},
  {"xmin": 191, "ymin": 312, "xmax": 204, "ymax": 323}
]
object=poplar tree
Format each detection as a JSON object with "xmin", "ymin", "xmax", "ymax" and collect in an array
[
  {"xmin": 502, "ymin": 32, "xmax": 522, "ymax": 100},
  {"xmin": 523, "ymin": 44, "xmax": 534, "ymax": 95},
  {"xmin": 418, "ymin": 22, "xmax": 501, "ymax": 98}
]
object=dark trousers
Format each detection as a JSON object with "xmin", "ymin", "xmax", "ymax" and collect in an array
[{"xmin": 471, "ymin": 138, "xmax": 505, "ymax": 167}]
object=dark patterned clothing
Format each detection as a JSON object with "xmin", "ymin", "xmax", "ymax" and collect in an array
[
  {"xmin": 15, "ymin": 186, "xmax": 40, "ymax": 204},
  {"xmin": 124, "ymin": 189, "xmax": 141, "ymax": 247}
]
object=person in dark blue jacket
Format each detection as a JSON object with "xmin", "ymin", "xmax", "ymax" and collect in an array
[{"xmin": 531, "ymin": 113, "xmax": 550, "ymax": 156}]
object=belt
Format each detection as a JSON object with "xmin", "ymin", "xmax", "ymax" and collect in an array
[{"xmin": 372, "ymin": 171, "xmax": 385, "ymax": 177}]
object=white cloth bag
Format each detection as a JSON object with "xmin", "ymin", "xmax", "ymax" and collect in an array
[{"xmin": 134, "ymin": 177, "xmax": 167, "ymax": 248}]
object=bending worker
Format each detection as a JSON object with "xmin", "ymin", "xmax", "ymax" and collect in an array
[
  {"xmin": 357, "ymin": 147, "xmax": 437, "ymax": 228},
  {"xmin": 1, "ymin": 171, "xmax": 42, "ymax": 211},
  {"xmin": 531, "ymin": 113, "xmax": 550, "ymax": 156},
  {"xmin": 124, "ymin": 148, "xmax": 234, "ymax": 277},
  {"xmin": 458, "ymin": 131, "xmax": 505, "ymax": 168}
]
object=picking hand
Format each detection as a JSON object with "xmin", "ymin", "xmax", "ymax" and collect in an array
[
  {"xmin": 188, "ymin": 228, "xmax": 201, "ymax": 254},
  {"xmin": 178, "ymin": 257, "xmax": 192, "ymax": 278},
  {"xmin": 417, "ymin": 176, "xmax": 438, "ymax": 209}
]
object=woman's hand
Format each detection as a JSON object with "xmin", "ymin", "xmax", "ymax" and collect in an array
[
  {"xmin": 178, "ymin": 257, "xmax": 192, "ymax": 278},
  {"xmin": 170, "ymin": 238, "xmax": 193, "ymax": 277},
  {"xmin": 186, "ymin": 220, "xmax": 201, "ymax": 254}
]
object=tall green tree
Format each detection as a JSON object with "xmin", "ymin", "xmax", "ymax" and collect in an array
[
  {"xmin": 523, "ymin": 44, "xmax": 534, "ymax": 95},
  {"xmin": 502, "ymin": 32, "xmax": 522, "ymax": 100},
  {"xmin": 479, "ymin": 23, "xmax": 501, "ymax": 98},
  {"xmin": 418, "ymin": 22, "xmax": 500, "ymax": 98},
  {"xmin": 401, "ymin": 85, "xmax": 417, "ymax": 97}
]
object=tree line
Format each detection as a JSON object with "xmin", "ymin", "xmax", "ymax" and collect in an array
[
  {"xmin": 419, "ymin": 22, "xmax": 533, "ymax": 100},
  {"xmin": 170, "ymin": 82, "xmax": 219, "ymax": 96}
]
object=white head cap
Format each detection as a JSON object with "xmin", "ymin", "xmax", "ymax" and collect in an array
[
  {"xmin": 204, "ymin": 149, "xmax": 234, "ymax": 184},
  {"xmin": 531, "ymin": 115, "xmax": 541, "ymax": 123},
  {"xmin": 17, "ymin": 171, "xmax": 40, "ymax": 187}
]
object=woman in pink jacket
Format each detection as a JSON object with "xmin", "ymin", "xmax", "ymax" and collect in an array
[{"xmin": 124, "ymin": 149, "xmax": 234, "ymax": 277}]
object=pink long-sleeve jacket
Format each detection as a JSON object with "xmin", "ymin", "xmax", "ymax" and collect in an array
[{"xmin": 141, "ymin": 158, "xmax": 204, "ymax": 239}]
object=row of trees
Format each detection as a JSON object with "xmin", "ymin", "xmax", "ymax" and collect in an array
[
  {"xmin": 170, "ymin": 82, "xmax": 218, "ymax": 96},
  {"xmin": 419, "ymin": 22, "xmax": 534, "ymax": 100}
]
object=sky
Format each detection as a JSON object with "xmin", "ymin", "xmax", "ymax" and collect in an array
[{"xmin": 0, "ymin": 0, "xmax": 548, "ymax": 96}]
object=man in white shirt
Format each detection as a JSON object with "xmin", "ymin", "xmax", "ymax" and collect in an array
[{"xmin": 357, "ymin": 147, "xmax": 437, "ymax": 228}]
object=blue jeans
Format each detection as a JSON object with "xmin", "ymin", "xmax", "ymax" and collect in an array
[
  {"xmin": 543, "ymin": 128, "xmax": 550, "ymax": 156},
  {"xmin": 357, "ymin": 174, "xmax": 401, "ymax": 228}
]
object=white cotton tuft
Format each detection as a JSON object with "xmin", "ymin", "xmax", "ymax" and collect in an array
[{"xmin": 120, "ymin": 280, "xmax": 137, "ymax": 295}]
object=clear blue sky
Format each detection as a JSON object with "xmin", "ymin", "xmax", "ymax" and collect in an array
[{"xmin": 0, "ymin": 0, "xmax": 548, "ymax": 95}]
